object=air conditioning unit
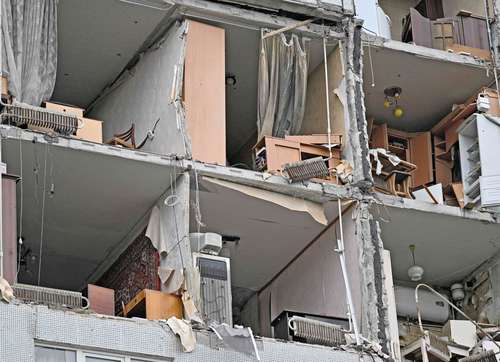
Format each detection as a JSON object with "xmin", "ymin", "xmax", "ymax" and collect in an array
[
  {"xmin": 189, "ymin": 232, "xmax": 222, "ymax": 255},
  {"xmin": 193, "ymin": 252, "xmax": 232, "ymax": 325}
]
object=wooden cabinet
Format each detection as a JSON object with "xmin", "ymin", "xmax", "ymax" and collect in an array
[
  {"xmin": 123, "ymin": 289, "xmax": 183, "ymax": 321},
  {"xmin": 370, "ymin": 123, "xmax": 433, "ymax": 188}
]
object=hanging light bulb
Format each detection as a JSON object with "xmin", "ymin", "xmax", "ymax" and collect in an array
[
  {"xmin": 393, "ymin": 105, "xmax": 404, "ymax": 118},
  {"xmin": 407, "ymin": 244, "xmax": 424, "ymax": 282}
]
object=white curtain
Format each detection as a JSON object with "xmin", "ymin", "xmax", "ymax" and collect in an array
[
  {"xmin": 257, "ymin": 32, "xmax": 308, "ymax": 141},
  {"xmin": 1, "ymin": 0, "xmax": 58, "ymax": 105}
]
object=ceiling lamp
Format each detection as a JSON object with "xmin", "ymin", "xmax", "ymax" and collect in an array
[
  {"xmin": 384, "ymin": 86, "xmax": 404, "ymax": 118},
  {"xmin": 407, "ymin": 244, "xmax": 424, "ymax": 282}
]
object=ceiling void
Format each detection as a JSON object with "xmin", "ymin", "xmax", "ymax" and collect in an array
[
  {"xmin": 2, "ymin": 136, "xmax": 179, "ymax": 290},
  {"xmin": 53, "ymin": 0, "xmax": 171, "ymax": 108},
  {"xmin": 375, "ymin": 205, "xmax": 500, "ymax": 287},
  {"xmin": 363, "ymin": 44, "xmax": 493, "ymax": 131}
]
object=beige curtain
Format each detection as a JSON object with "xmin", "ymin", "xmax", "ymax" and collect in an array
[{"xmin": 257, "ymin": 32, "xmax": 308, "ymax": 141}]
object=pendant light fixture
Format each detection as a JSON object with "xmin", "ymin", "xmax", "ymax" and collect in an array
[{"xmin": 407, "ymin": 244, "xmax": 424, "ymax": 282}]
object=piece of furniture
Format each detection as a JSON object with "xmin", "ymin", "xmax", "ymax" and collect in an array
[
  {"xmin": 122, "ymin": 289, "xmax": 182, "ymax": 320},
  {"xmin": 370, "ymin": 124, "xmax": 432, "ymax": 188},
  {"xmin": 402, "ymin": 7, "xmax": 488, "ymax": 51},
  {"xmin": 45, "ymin": 101, "xmax": 84, "ymax": 117},
  {"xmin": 87, "ymin": 284, "xmax": 115, "ymax": 316},
  {"xmin": 284, "ymin": 134, "xmax": 342, "ymax": 146},
  {"xmin": 370, "ymin": 150, "xmax": 417, "ymax": 198},
  {"xmin": 184, "ymin": 20, "xmax": 226, "ymax": 165},
  {"xmin": 1, "ymin": 77, "xmax": 8, "ymax": 98},
  {"xmin": 75, "ymin": 117, "xmax": 103, "ymax": 144},
  {"xmin": 458, "ymin": 113, "xmax": 500, "ymax": 209},
  {"xmin": 254, "ymin": 136, "xmax": 341, "ymax": 179}
]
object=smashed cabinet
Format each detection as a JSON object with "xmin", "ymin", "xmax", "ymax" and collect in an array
[
  {"xmin": 370, "ymin": 124, "xmax": 433, "ymax": 188},
  {"xmin": 458, "ymin": 114, "xmax": 500, "ymax": 209}
]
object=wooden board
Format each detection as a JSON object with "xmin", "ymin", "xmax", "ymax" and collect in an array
[
  {"xmin": 447, "ymin": 44, "xmax": 491, "ymax": 60},
  {"xmin": 87, "ymin": 284, "xmax": 115, "ymax": 316},
  {"xmin": 1, "ymin": 77, "xmax": 8, "ymax": 96},
  {"xmin": 285, "ymin": 134, "xmax": 342, "ymax": 146},
  {"xmin": 124, "ymin": 289, "xmax": 183, "ymax": 321},
  {"xmin": 409, "ymin": 132, "xmax": 433, "ymax": 187},
  {"xmin": 45, "ymin": 101, "xmax": 84, "ymax": 117},
  {"xmin": 74, "ymin": 117, "xmax": 103, "ymax": 143},
  {"xmin": 184, "ymin": 20, "xmax": 226, "ymax": 165},
  {"xmin": 370, "ymin": 123, "xmax": 389, "ymax": 149},
  {"xmin": 264, "ymin": 138, "xmax": 301, "ymax": 171},
  {"xmin": 2, "ymin": 175, "xmax": 17, "ymax": 285}
]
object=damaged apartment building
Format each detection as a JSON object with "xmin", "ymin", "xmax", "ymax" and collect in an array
[{"xmin": 2, "ymin": 0, "xmax": 500, "ymax": 361}]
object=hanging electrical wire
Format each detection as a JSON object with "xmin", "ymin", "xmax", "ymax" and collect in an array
[
  {"xmin": 16, "ymin": 135, "xmax": 24, "ymax": 280},
  {"xmin": 36, "ymin": 143, "xmax": 49, "ymax": 286}
]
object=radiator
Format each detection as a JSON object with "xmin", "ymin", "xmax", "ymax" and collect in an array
[
  {"xmin": 282, "ymin": 157, "xmax": 330, "ymax": 182},
  {"xmin": 289, "ymin": 316, "xmax": 346, "ymax": 347},
  {"xmin": 1, "ymin": 103, "xmax": 79, "ymax": 136},
  {"xmin": 13, "ymin": 283, "xmax": 88, "ymax": 309}
]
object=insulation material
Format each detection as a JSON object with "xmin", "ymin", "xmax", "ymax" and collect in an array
[
  {"xmin": 89, "ymin": 21, "xmax": 189, "ymax": 157},
  {"xmin": 203, "ymin": 177, "xmax": 327, "ymax": 225},
  {"xmin": 167, "ymin": 317, "xmax": 196, "ymax": 352},
  {"xmin": 0, "ymin": 277, "xmax": 14, "ymax": 303},
  {"xmin": 1, "ymin": 0, "xmax": 58, "ymax": 105},
  {"xmin": 211, "ymin": 323, "xmax": 261, "ymax": 360},
  {"xmin": 257, "ymin": 32, "xmax": 309, "ymax": 140},
  {"xmin": 146, "ymin": 174, "xmax": 193, "ymax": 294}
]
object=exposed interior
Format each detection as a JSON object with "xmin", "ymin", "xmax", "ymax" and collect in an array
[
  {"xmin": 373, "ymin": 204, "xmax": 500, "ymax": 356},
  {"xmin": 45, "ymin": 0, "xmax": 347, "ymax": 175},
  {"xmin": 362, "ymin": 36, "xmax": 498, "ymax": 209}
]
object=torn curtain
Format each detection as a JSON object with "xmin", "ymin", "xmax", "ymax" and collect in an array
[
  {"xmin": 1, "ymin": 0, "xmax": 58, "ymax": 105},
  {"xmin": 257, "ymin": 32, "xmax": 308, "ymax": 141}
]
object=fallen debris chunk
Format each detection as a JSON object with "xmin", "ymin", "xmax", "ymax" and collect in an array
[
  {"xmin": 167, "ymin": 317, "xmax": 196, "ymax": 352},
  {"xmin": 211, "ymin": 323, "xmax": 260, "ymax": 361},
  {"xmin": 0, "ymin": 277, "xmax": 14, "ymax": 303}
]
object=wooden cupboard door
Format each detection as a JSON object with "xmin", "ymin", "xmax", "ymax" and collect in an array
[
  {"xmin": 184, "ymin": 20, "xmax": 226, "ymax": 165},
  {"xmin": 410, "ymin": 132, "xmax": 434, "ymax": 187},
  {"xmin": 370, "ymin": 123, "xmax": 389, "ymax": 149},
  {"xmin": 265, "ymin": 138, "xmax": 301, "ymax": 172}
]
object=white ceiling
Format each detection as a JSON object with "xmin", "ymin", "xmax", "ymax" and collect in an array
[
  {"xmin": 363, "ymin": 45, "xmax": 493, "ymax": 131},
  {"xmin": 193, "ymin": 178, "xmax": 337, "ymax": 291},
  {"xmin": 3, "ymin": 137, "xmax": 178, "ymax": 290},
  {"xmin": 376, "ymin": 205, "xmax": 500, "ymax": 287},
  {"xmin": 52, "ymin": 0, "xmax": 171, "ymax": 108}
]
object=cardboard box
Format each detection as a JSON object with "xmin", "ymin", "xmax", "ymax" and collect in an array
[
  {"xmin": 45, "ymin": 101, "xmax": 84, "ymax": 117},
  {"xmin": 75, "ymin": 117, "xmax": 103, "ymax": 143}
]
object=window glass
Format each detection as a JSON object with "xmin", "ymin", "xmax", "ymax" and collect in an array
[
  {"xmin": 85, "ymin": 357, "xmax": 121, "ymax": 362},
  {"xmin": 35, "ymin": 346, "xmax": 76, "ymax": 362}
]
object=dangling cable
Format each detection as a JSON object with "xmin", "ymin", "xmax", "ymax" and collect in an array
[
  {"xmin": 36, "ymin": 143, "xmax": 49, "ymax": 286},
  {"xmin": 16, "ymin": 136, "xmax": 23, "ymax": 281}
]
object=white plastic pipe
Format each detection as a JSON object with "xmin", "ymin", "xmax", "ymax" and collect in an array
[
  {"xmin": 336, "ymin": 199, "xmax": 361, "ymax": 345},
  {"xmin": 323, "ymin": 36, "xmax": 333, "ymax": 159}
]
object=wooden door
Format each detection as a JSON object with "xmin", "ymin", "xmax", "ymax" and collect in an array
[
  {"xmin": 410, "ymin": 132, "xmax": 434, "ymax": 187},
  {"xmin": 370, "ymin": 123, "xmax": 389, "ymax": 149},
  {"xmin": 410, "ymin": 8, "xmax": 433, "ymax": 48}
]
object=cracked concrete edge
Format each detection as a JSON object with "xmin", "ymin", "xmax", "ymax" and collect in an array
[
  {"xmin": 344, "ymin": 20, "xmax": 374, "ymax": 190},
  {"xmin": 355, "ymin": 201, "xmax": 381, "ymax": 343},
  {"xmin": 362, "ymin": 33, "xmax": 493, "ymax": 69}
]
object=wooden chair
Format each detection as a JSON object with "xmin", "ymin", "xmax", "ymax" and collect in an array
[{"xmin": 106, "ymin": 123, "xmax": 148, "ymax": 149}]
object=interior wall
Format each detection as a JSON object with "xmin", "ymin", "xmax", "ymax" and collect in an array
[
  {"xmin": 257, "ymin": 207, "xmax": 361, "ymax": 337},
  {"xmin": 301, "ymin": 46, "xmax": 345, "ymax": 138},
  {"xmin": 88, "ymin": 22, "xmax": 188, "ymax": 157},
  {"xmin": 378, "ymin": 0, "xmax": 420, "ymax": 41}
]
